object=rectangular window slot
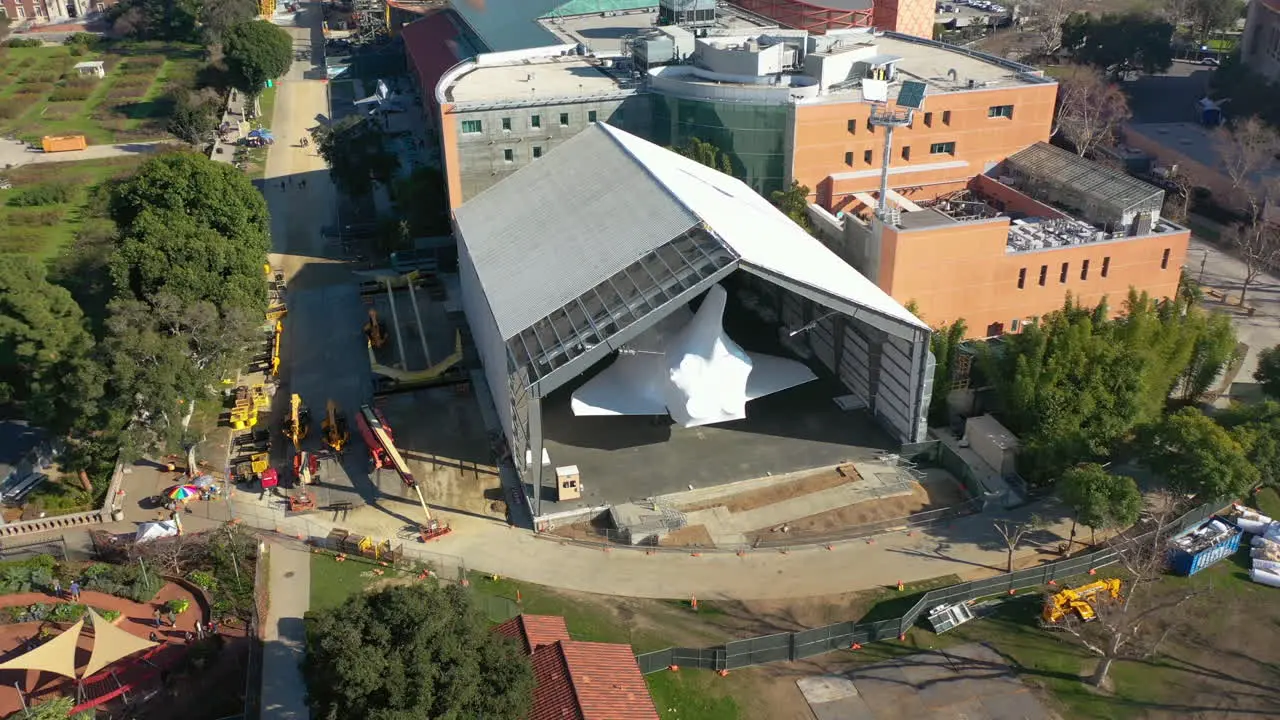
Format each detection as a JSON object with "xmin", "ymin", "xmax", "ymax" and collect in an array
[
  {"xmin": 1060, "ymin": 262, "xmax": 1068, "ymax": 283},
  {"xmin": 864, "ymin": 149, "xmax": 873, "ymax": 164},
  {"xmin": 929, "ymin": 142, "xmax": 955, "ymax": 155},
  {"xmin": 847, "ymin": 119, "xmax": 857, "ymax": 134},
  {"xmin": 988, "ymin": 105, "xmax": 1014, "ymax": 119},
  {"xmin": 1161, "ymin": 248, "xmax": 1171, "ymax": 269},
  {"xmin": 531, "ymin": 115, "xmax": 541, "ymax": 128},
  {"xmin": 533, "ymin": 146, "xmax": 543, "ymax": 159},
  {"xmin": 559, "ymin": 113, "xmax": 569, "ymax": 126},
  {"xmin": 460, "ymin": 120, "xmax": 482, "ymax": 134},
  {"xmin": 942, "ymin": 110, "xmax": 951, "ymax": 125},
  {"xmin": 1080, "ymin": 259, "xmax": 1089, "ymax": 280},
  {"xmin": 1038, "ymin": 265, "xmax": 1047, "ymax": 286},
  {"xmin": 1017, "ymin": 268, "xmax": 1026, "ymax": 289},
  {"xmin": 901, "ymin": 146, "xmax": 911, "ymax": 161},
  {"xmin": 503, "ymin": 148, "xmax": 514, "ymax": 163},
  {"xmin": 501, "ymin": 117, "xmax": 511, "ymax": 131},
  {"xmin": 845, "ymin": 151, "xmax": 854, "ymax": 166},
  {"xmin": 1102, "ymin": 257, "xmax": 1111, "ymax": 277}
]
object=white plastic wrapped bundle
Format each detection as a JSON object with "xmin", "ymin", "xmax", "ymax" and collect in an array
[
  {"xmin": 1254, "ymin": 559, "xmax": 1280, "ymax": 574},
  {"xmin": 1235, "ymin": 505, "xmax": 1273, "ymax": 524},
  {"xmin": 1250, "ymin": 568, "xmax": 1280, "ymax": 587},
  {"xmin": 1265, "ymin": 522, "xmax": 1280, "ymax": 541},
  {"xmin": 1208, "ymin": 519, "xmax": 1231, "ymax": 535},
  {"xmin": 1237, "ymin": 518, "xmax": 1271, "ymax": 535},
  {"xmin": 1251, "ymin": 536, "xmax": 1280, "ymax": 548},
  {"xmin": 1252, "ymin": 545, "xmax": 1280, "ymax": 560}
]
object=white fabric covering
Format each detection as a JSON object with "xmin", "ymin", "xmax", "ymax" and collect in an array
[
  {"xmin": 1250, "ymin": 568, "xmax": 1280, "ymax": 587},
  {"xmin": 571, "ymin": 284, "xmax": 817, "ymax": 427}
]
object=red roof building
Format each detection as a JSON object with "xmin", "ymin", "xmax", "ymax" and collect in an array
[{"xmin": 493, "ymin": 614, "xmax": 660, "ymax": 720}]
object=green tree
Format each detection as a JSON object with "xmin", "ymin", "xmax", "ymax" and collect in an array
[
  {"xmin": 1137, "ymin": 407, "xmax": 1259, "ymax": 499},
  {"xmin": 222, "ymin": 20, "xmax": 293, "ymax": 103},
  {"xmin": 200, "ymin": 0, "xmax": 258, "ymax": 42},
  {"xmin": 107, "ymin": 0, "xmax": 201, "ymax": 41},
  {"xmin": 1057, "ymin": 463, "xmax": 1142, "ymax": 548},
  {"xmin": 305, "ymin": 583, "xmax": 534, "ymax": 720},
  {"xmin": 167, "ymin": 89, "xmax": 221, "ymax": 146},
  {"xmin": 1256, "ymin": 344, "xmax": 1280, "ymax": 399},
  {"xmin": 22, "ymin": 696, "xmax": 94, "ymax": 720},
  {"xmin": 392, "ymin": 166, "xmax": 450, "ymax": 236},
  {"xmin": 769, "ymin": 180, "xmax": 813, "ymax": 231},
  {"xmin": 927, "ymin": 319, "xmax": 967, "ymax": 426},
  {"xmin": 674, "ymin": 137, "xmax": 733, "ymax": 175},
  {"xmin": 312, "ymin": 116, "xmax": 400, "ymax": 197},
  {"xmin": 1189, "ymin": 0, "xmax": 1244, "ymax": 45},
  {"xmin": 1220, "ymin": 401, "xmax": 1280, "ymax": 488},
  {"xmin": 1178, "ymin": 311, "xmax": 1237, "ymax": 400},
  {"xmin": 1062, "ymin": 12, "xmax": 1175, "ymax": 77},
  {"xmin": 0, "ymin": 257, "xmax": 105, "ymax": 436}
]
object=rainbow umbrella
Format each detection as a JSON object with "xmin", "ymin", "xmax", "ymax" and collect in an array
[{"xmin": 165, "ymin": 485, "xmax": 201, "ymax": 502}]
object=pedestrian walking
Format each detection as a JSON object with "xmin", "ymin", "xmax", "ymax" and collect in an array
[
  {"xmin": 153, "ymin": 608, "xmax": 163, "ymax": 627},
  {"xmin": 195, "ymin": 620, "xmax": 204, "ymax": 639},
  {"xmin": 52, "ymin": 579, "xmax": 61, "ymax": 599},
  {"xmin": 299, "ymin": 178, "xmax": 306, "ymax": 189},
  {"xmin": 69, "ymin": 581, "xmax": 80, "ymax": 601},
  {"xmin": 280, "ymin": 180, "xmax": 286, "ymax": 191},
  {"xmin": 167, "ymin": 610, "xmax": 177, "ymax": 627}
]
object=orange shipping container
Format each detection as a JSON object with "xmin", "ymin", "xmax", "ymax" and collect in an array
[{"xmin": 41, "ymin": 135, "xmax": 87, "ymax": 153}]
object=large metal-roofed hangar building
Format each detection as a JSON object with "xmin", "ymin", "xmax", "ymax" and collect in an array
[{"xmin": 453, "ymin": 123, "xmax": 934, "ymax": 519}]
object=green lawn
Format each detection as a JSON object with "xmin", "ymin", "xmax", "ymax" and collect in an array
[
  {"xmin": 0, "ymin": 42, "xmax": 205, "ymax": 144},
  {"xmin": 648, "ymin": 670, "xmax": 741, "ymax": 720},
  {"xmin": 1254, "ymin": 487, "xmax": 1280, "ymax": 518},
  {"xmin": 0, "ymin": 155, "xmax": 149, "ymax": 259},
  {"xmin": 466, "ymin": 572, "xmax": 673, "ymax": 652},
  {"xmin": 309, "ymin": 550, "xmax": 412, "ymax": 612}
]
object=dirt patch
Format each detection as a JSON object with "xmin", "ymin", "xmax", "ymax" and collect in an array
[
  {"xmin": 659, "ymin": 523, "xmax": 715, "ymax": 547},
  {"xmin": 679, "ymin": 466, "xmax": 859, "ymax": 514},
  {"xmin": 747, "ymin": 475, "xmax": 967, "ymax": 540}
]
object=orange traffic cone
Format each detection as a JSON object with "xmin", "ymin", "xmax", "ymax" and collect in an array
[
  {"xmin": 516, "ymin": 590, "xmax": 522, "ymax": 604},
  {"xmin": 897, "ymin": 580, "xmax": 905, "ymax": 592},
  {"xmin": 691, "ymin": 594, "xmax": 698, "ymax": 612}
]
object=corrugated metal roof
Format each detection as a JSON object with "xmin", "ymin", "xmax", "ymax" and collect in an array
[
  {"xmin": 1004, "ymin": 142, "xmax": 1163, "ymax": 212},
  {"xmin": 453, "ymin": 126, "xmax": 700, "ymax": 341},
  {"xmin": 447, "ymin": 0, "xmax": 565, "ymax": 52}
]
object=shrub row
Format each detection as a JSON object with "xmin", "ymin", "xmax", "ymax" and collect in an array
[
  {"xmin": 49, "ymin": 81, "xmax": 97, "ymax": 102},
  {"xmin": 7, "ymin": 210, "xmax": 66, "ymax": 226},
  {"xmin": 8, "ymin": 182, "xmax": 73, "ymax": 206},
  {"xmin": 3, "ymin": 603, "xmax": 122, "ymax": 625}
]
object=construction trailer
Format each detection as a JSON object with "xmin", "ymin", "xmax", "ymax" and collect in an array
[{"xmin": 356, "ymin": 403, "xmax": 451, "ymax": 541}]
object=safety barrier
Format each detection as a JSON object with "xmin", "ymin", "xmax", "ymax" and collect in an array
[
  {"xmin": 633, "ymin": 501, "xmax": 1222, "ymax": 674},
  {"xmin": 0, "ymin": 461, "xmax": 126, "ymax": 540}
]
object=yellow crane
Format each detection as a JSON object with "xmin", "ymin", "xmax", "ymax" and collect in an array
[
  {"xmin": 364, "ymin": 308, "xmax": 388, "ymax": 349},
  {"xmin": 282, "ymin": 393, "xmax": 310, "ymax": 450},
  {"xmin": 1042, "ymin": 578, "xmax": 1122, "ymax": 625},
  {"xmin": 321, "ymin": 400, "xmax": 349, "ymax": 453}
]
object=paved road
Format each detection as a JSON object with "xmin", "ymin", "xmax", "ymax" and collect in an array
[
  {"xmin": 0, "ymin": 138, "xmax": 168, "ymax": 169},
  {"xmin": 260, "ymin": 540, "xmax": 311, "ymax": 720}
]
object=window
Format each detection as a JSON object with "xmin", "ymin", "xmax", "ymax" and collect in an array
[
  {"xmin": 533, "ymin": 146, "xmax": 543, "ymax": 159},
  {"xmin": 901, "ymin": 146, "xmax": 911, "ymax": 161},
  {"xmin": 847, "ymin": 119, "xmax": 857, "ymax": 134},
  {"xmin": 1060, "ymin": 262, "xmax": 1069, "ymax": 283},
  {"xmin": 864, "ymin": 149, "xmax": 873, "ymax": 165},
  {"xmin": 924, "ymin": 111, "xmax": 933, "ymax": 127},
  {"xmin": 929, "ymin": 141, "xmax": 955, "ymax": 155},
  {"xmin": 1038, "ymin": 265, "xmax": 1047, "ymax": 286},
  {"xmin": 1161, "ymin": 248, "xmax": 1171, "ymax": 269},
  {"xmin": 1080, "ymin": 259, "xmax": 1090, "ymax": 280},
  {"xmin": 1017, "ymin": 268, "xmax": 1026, "ymax": 289},
  {"xmin": 588, "ymin": 110, "xmax": 598, "ymax": 123},
  {"xmin": 844, "ymin": 151, "xmax": 854, "ymax": 166},
  {"xmin": 14, "ymin": 6, "xmax": 23, "ymax": 17},
  {"xmin": 1101, "ymin": 256, "xmax": 1111, "ymax": 277},
  {"xmin": 531, "ymin": 115, "xmax": 541, "ymax": 128},
  {"xmin": 866, "ymin": 119, "xmax": 875, "ymax": 133},
  {"xmin": 501, "ymin": 117, "xmax": 511, "ymax": 131},
  {"xmin": 988, "ymin": 105, "xmax": 1014, "ymax": 119},
  {"xmin": 559, "ymin": 112, "xmax": 569, "ymax": 126},
  {"xmin": 1011, "ymin": 318, "xmax": 1022, "ymax": 332},
  {"xmin": 460, "ymin": 119, "xmax": 482, "ymax": 134},
  {"xmin": 503, "ymin": 148, "xmax": 514, "ymax": 163},
  {"xmin": 942, "ymin": 110, "xmax": 951, "ymax": 125}
]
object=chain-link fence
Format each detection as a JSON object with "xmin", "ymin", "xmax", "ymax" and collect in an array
[{"xmin": 634, "ymin": 500, "xmax": 1225, "ymax": 674}]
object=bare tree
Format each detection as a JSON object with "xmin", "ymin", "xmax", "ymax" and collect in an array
[
  {"xmin": 1230, "ymin": 220, "xmax": 1280, "ymax": 305},
  {"xmin": 1022, "ymin": 0, "xmax": 1080, "ymax": 56},
  {"xmin": 1053, "ymin": 65, "xmax": 1132, "ymax": 158},
  {"xmin": 1214, "ymin": 116, "xmax": 1280, "ymax": 218},
  {"xmin": 1162, "ymin": 165, "xmax": 1201, "ymax": 222},
  {"xmin": 1053, "ymin": 513, "xmax": 1204, "ymax": 688},
  {"xmin": 994, "ymin": 515, "xmax": 1043, "ymax": 573}
]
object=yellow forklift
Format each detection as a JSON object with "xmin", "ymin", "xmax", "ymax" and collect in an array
[{"xmin": 281, "ymin": 393, "xmax": 311, "ymax": 450}]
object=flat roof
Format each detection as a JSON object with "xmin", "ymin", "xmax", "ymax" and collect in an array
[
  {"xmin": 1004, "ymin": 142, "xmax": 1163, "ymax": 211},
  {"xmin": 818, "ymin": 34, "xmax": 1049, "ymax": 103},
  {"xmin": 446, "ymin": 55, "xmax": 632, "ymax": 103},
  {"xmin": 540, "ymin": 7, "xmax": 771, "ymax": 48},
  {"xmin": 1124, "ymin": 122, "xmax": 1224, "ymax": 173}
]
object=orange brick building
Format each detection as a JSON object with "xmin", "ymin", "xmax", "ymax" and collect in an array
[{"xmin": 813, "ymin": 143, "xmax": 1190, "ymax": 336}]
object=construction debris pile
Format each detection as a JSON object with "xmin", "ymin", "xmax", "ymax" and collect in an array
[{"xmin": 1230, "ymin": 504, "xmax": 1280, "ymax": 588}]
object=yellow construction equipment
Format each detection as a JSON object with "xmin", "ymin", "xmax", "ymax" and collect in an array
[
  {"xmin": 282, "ymin": 393, "xmax": 311, "ymax": 450},
  {"xmin": 1042, "ymin": 579, "xmax": 1122, "ymax": 625},
  {"xmin": 230, "ymin": 385, "xmax": 264, "ymax": 429},
  {"xmin": 321, "ymin": 400, "xmax": 350, "ymax": 453},
  {"xmin": 269, "ymin": 320, "xmax": 283, "ymax": 376},
  {"xmin": 364, "ymin": 308, "xmax": 388, "ymax": 349}
]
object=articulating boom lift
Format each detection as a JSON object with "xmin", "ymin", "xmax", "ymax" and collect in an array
[{"xmin": 356, "ymin": 403, "xmax": 451, "ymax": 541}]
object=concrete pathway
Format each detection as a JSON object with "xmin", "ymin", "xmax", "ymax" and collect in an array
[
  {"xmin": 1188, "ymin": 231, "xmax": 1280, "ymax": 402},
  {"xmin": 260, "ymin": 540, "xmax": 311, "ymax": 720},
  {"xmin": 0, "ymin": 138, "xmax": 167, "ymax": 168}
]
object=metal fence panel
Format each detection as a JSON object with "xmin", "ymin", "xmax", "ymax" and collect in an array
[
  {"xmin": 670, "ymin": 647, "xmax": 725, "ymax": 671},
  {"xmin": 725, "ymin": 633, "xmax": 792, "ymax": 668},
  {"xmin": 793, "ymin": 621, "xmax": 858, "ymax": 658},
  {"xmin": 636, "ymin": 649, "xmax": 675, "ymax": 675}
]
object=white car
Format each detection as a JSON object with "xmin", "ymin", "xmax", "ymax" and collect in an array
[{"xmin": 1201, "ymin": 57, "xmax": 1220, "ymax": 66}]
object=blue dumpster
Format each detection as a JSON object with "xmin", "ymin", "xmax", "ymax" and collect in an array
[{"xmin": 1168, "ymin": 517, "xmax": 1241, "ymax": 576}]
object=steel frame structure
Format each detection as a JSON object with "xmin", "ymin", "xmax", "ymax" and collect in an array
[{"xmin": 727, "ymin": 0, "xmax": 873, "ymax": 33}]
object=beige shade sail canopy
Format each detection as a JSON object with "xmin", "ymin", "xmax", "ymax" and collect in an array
[
  {"xmin": 83, "ymin": 609, "xmax": 156, "ymax": 678},
  {"xmin": 0, "ymin": 618, "xmax": 85, "ymax": 680}
]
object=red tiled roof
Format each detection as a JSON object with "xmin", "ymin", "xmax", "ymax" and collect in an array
[
  {"xmin": 492, "ymin": 614, "xmax": 571, "ymax": 655},
  {"xmin": 401, "ymin": 10, "xmax": 467, "ymax": 109},
  {"xmin": 531, "ymin": 641, "xmax": 659, "ymax": 720}
]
